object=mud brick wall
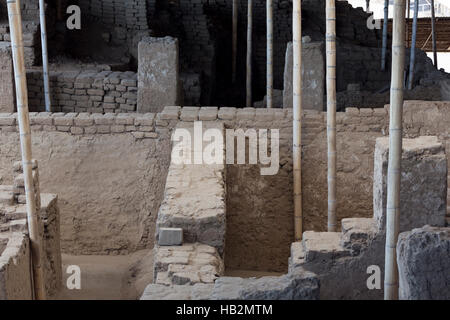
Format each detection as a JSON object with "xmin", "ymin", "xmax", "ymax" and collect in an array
[
  {"xmin": 79, "ymin": 0, "xmax": 148, "ymax": 30},
  {"xmin": 0, "ymin": 112, "xmax": 174, "ymax": 255},
  {"xmin": 20, "ymin": 0, "xmax": 40, "ymax": 21},
  {"xmin": 0, "ymin": 43, "xmax": 14, "ymax": 113},
  {"xmin": 0, "ymin": 233, "xmax": 33, "ymax": 299},
  {"xmin": 40, "ymin": 194, "xmax": 62, "ymax": 297},
  {"xmin": 0, "ymin": 21, "xmax": 40, "ymax": 67},
  {"xmin": 0, "ymin": 102, "xmax": 448, "ymax": 261},
  {"xmin": 26, "ymin": 70, "xmax": 138, "ymax": 113}
]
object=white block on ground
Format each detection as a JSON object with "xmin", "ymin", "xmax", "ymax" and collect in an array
[{"xmin": 158, "ymin": 227, "xmax": 183, "ymax": 246}]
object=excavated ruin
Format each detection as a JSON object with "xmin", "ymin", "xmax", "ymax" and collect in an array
[{"xmin": 0, "ymin": 0, "xmax": 449, "ymax": 300}]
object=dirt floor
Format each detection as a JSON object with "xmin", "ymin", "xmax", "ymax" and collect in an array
[
  {"xmin": 51, "ymin": 249, "xmax": 153, "ymax": 300},
  {"xmin": 224, "ymin": 269, "xmax": 284, "ymax": 278},
  {"xmin": 49, "ymin": 247, "xmax": 283, "ymax": 300}
]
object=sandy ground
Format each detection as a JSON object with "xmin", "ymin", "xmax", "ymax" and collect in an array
[
  {"xmin": 51, "ymin": 249, "xmax": 154, "ymax": 300},
  {"xmin": 50, "ymin": 248, "xmax": 285, "ymax": 300},
  {"xmin": 225, "ymin": 269, "xmax": 284, "ymax": 278}
]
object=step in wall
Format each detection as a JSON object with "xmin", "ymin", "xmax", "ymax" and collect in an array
[{"xmin": 289, "ymin": 136, "xmax": 448, "ymax": 299}]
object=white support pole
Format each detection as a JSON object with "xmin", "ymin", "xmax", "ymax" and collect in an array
[
  {"xmin": 293, "ymin": 0, "xmax": 303, "ymax": 241},
  {"xmin": 39, "ymin": 0, "xmax": 51, "ymax": 112},
  {"xmin": 408, "ymin": 0, "xmax": 419, "ymax": 90},
  {"xmin": 232, "ymin": 0, "xmax": 238, "ymax": 83},
  {"xmin": 326, "ymin": 0, "xmax": 337, "ymax": 232},
  {"xmin": 431, "ymin": 0, "xmax": 438, "ymax": 69},
  {"xmin": 406, "ymin": 0, "xmax": 410, "ymax": 48},
  {"xmin": 7, "ymin": 0, "xmax": 46, "ymax": 300},
  {"xmin": 381, "ymin": 0, "xmax": 389, "ymax": 71},
  {"xmin": 246, "ymin": 0, "xmax": 253, "ymax": 108},
  {"xmin": 266, "ymin": 0, "xmax": 273, "ymax": 108},
  {"xmin": 384, "ymin": 0, "xmax": 406, "ymax": 301}
]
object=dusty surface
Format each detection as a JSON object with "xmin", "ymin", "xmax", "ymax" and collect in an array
[
  {"xmin": 0, "ymin": 131, "xmax": 170, "ymax": 255},
  {"xmin": 0, "ymin": 43, "xmax": 14, "ymax": 113},
  {"xmin": 153, "ymin": 243, "xmax": 224, "ymax": 286},
  {"xmin": 210, "ymin": 272, "xmax": 320, "ymax": 300},
  {"xmin": 283, "ymin": 41, "xmax": 325, "ymax": 111},
  {"xmin": 0, "ymin": 104, "xmax": 448, "ymax": 266},
  {"xmin": 0, "ymin": 232, "xmax": 33, "ymax": 299},
  {"xmin": 53, "ymin": 249, "xmax": 153, "ymax": 300},
  {"xmin": 224, "ymin": 269, "xmax": 283, "ymax": 278},
  {"xmin": 156, "ymin": 122, "xmax": 226, "ymax": 254},
  {"xmin": 226, "ymin": 163, "xmax": 294, "ymax": 273},
  {"xmin": 397, "ymin": 226, "xmax": 450, "ymax": 300},
  {"xmin": 138, "ymin": 37, "xmax": 180, "ymax": 113},
  {"xmin": 374, "ymin": 136, "xmax": 447, "ymax": 232}
]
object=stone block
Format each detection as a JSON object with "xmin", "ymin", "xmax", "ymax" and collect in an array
[
  {"xmin": 156, "ymin": 122, "xmax": 226, "ymax": 254},
  {"xmin": 283, "ymin": 42, "xmax": 325, "ymax": 111},
  {"xmin": 211, "ymin": 270, "xmax": 320, "ymax": 300},
  {"xmin": 158, "ymin": 227, "xmax": 183, "ymax": 246},
  {"xmin": 373, "ymin": 136, "xmax": 447, "ymax": 232},
  {"xmin": 140, "ymin": 283, "xmax": 213, "ymax": 300},
  {"xmin": 0, "ymin": 43, "xmax": 15, "ymax": 113},
  {"xmin": 153, "ymin": 243, "xmax": 224, "ymax": 286},
  {"xmin": 137, "ymin": 37, "xmax": 180, "ymax": 113},
  {"xmin": 397, "ymin": 226, "xmax": 450, "ymax": 300}
]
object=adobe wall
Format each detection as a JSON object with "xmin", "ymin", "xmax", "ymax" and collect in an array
[
  {"xmin": 0, "ymin": 101, "xmax": 448, "ymax": 263},
  {"xmin": 0, "ymin": 113, "xmax": 173, "ymax": 255},
  {"xmin": 78, "ymin": 0, "xmax": 148, "ymax": 30},
  {"xmin": 0, "ymin": 233, "xmax": 33, "ymax": 300},
  {"xmin": 26, "ymin": 69, "xmax": 138, "ymax": 113},
  {"xmin": 0, "ymin": 43, "xmax": 14, "ymax": 113},
  {"xmin": 0, "ymin": 21, "xmax": 40, "ymax": 67}
]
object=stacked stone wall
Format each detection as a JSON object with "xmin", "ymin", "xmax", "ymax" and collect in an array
[
  {"xmin": 0, "ymin": 101, "xmax": 448, "ymax": 259},
  {"xmin": 0, "ymin": 21, "xmax": 40, "ymax": 67},
  {"xmin": 79, "ymin": 0, "xmax": 148, "ymax": 30},
  {"xmin": 26, "ymin": 70, "xmax": 138, "ymax": 113}
]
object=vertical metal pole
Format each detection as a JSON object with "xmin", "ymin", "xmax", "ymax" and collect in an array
[
  {"xmin": 7, "ymin": 0, "xmax": 46, "ymax": 300},
  {"xmin": 381, "ymin": 0, "xmax": 389, "ymax": 71},
  {"xmin": 232, "ymin": 0, "xmax": 238, "ymax": 83},
  {"xmin": 326, "ymin": 0, "xmax": 337, "ymax": 232},
  {"xmin": 366, "ymin": 0, "xmax": 370, "ymax": 12},
  {"xmin": 408, "ymin": 0, "xmax": 419, "ymax": 90},
  {"xmin": 431, "ymin": 0, "xmax": 438, "ymax": 68},
  {"xmin": 267, "ymin": 0, "xmax": 273, "ymax": 108},
  {"xmin": 384, "ymin": 0, "xmax": 406, "ymax": 301},
  {"xmin": 293, "ymin": 0, "xmax": 303, "ymax": 241},
  {"xmin": 39, "ymin": 0, "xmax": 51, "ymax": 112},
  {"xmin": 246, "ymin": 0, "xmax": 252, "ymax": 108},
  {"xmin": 406, "ymin": 0, "xmax": 410, "ymax": 48}
]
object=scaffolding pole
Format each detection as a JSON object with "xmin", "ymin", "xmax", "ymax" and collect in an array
[
  {"xmin": 7, "ymin": 0, "xmax": 46, "ymax": 300},
  {"xmin": 381, "ymin": 0, "xmax": 389, "ymax": 71},
  {"xmin": 384, "ymin": 0, "xmax": 406, "ymax": 301},
  {"xmin": 39, "ymin": 0, "xmax": 51, "ymax": 112},
  {"xmin": 293, "ymin": 0, "xmax": 303, "ymax": 241},
  {"xmin": 326, "ymin": 0, "xmax": 337, "ymax": 232},
  {"xmin": 246, "ymin": 0, "xmax": 253, "ymax": 108},
  {"xmin": 431, "ymin": 0, "xmax": 438, "ymax": 69},
  {"xmin": 232, "ymin": 0, "xmax": 238, "ymax": 83},
  {"xmin": 408, "ymin": 0, "xmax": 419, "ymax": 90},
  {"xmin": 267, "ymin": 0, "xmax": 273, "ymax": 108}
]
